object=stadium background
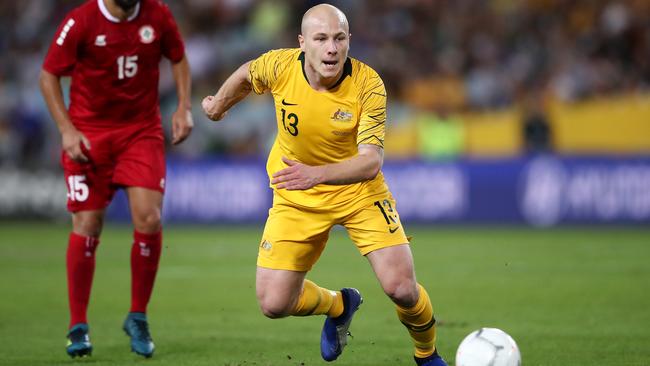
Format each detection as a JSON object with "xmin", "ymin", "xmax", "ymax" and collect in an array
[
  {"xmin": 1, "ymin": 0, "xmax": 649, "ymax": 225},
  {"xmin": 0, "ymin": 1, "xmax": 649, "ymax": 365}
]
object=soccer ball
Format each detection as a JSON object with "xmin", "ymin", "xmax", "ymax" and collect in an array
[{"xmin": 455, "ymin": 328, "xmax": 521, "ymax": 366}]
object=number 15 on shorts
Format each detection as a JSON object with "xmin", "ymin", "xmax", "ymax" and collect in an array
[{"xmin": 67, "ymin": 175, "xmax": 89, "ymax": 202}]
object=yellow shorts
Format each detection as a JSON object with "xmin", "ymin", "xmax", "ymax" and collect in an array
[{"xmin": 257, "ymin": 191, "xmax": 409, "ymax": 271}]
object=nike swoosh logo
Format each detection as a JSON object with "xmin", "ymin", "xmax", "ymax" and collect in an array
[
  {"xmin": 389, "ymin": 226, "xmax": 399, "ymax": 233},
  {"xmin": 282, "ymin": 99, "xmax": 298, "ymax": 106}
]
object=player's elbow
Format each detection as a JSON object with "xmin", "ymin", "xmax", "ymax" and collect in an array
[
  {"xmin": 358, "ymin": 145, "xmax": 384, "ymax": 180},
  {"xmin": 361, "ymin": 153, "xmax": 383, "ymax": 180},
  {"xmin": 38, "ymin": 69, "xmax": 54, "ymax": 93},
  {"xmin": 39, "ymin": 69, "xmax": 62, "ymax": 98},
  {"xmin": 364, "ymin": 161, "xmax": 381, "ymax": 180}
]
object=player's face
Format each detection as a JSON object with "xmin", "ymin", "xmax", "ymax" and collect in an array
[
  {"xmin": 114, "ymin": 0, "xmax": 139, "ymax": 11},
  {"xmin": 299, "ymin": 18, "xmax": 350, "ymax": 81}
]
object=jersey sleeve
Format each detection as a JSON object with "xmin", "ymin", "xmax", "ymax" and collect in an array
[
  {"xmin": 160, "ymin": 3, "xmax": 185, "ymax": 63},
  {"xmin": 356, "ymin": 67, "xmax": 387, "ymax": 148},
  {"xmin": 42, "ymin": 10, "xmax": 84, "ymax": 76},
  {"xmin": 249, "ymin": 49, "xmax": 296, "ymax": 95}
]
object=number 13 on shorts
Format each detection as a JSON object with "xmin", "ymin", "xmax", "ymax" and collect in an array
[{"xmin": 374, "ymin": 199, "xmax": 398, "ymax": 226}]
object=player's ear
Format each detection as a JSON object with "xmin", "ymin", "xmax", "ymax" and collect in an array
[{"xmin": 298, "ymin": 34, "xmax": 305, "ymax": 51}]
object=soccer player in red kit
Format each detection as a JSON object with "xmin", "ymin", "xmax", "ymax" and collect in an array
[{"xmin": 39, "ymin": 0, "xmax": 192, "ymax": 358}]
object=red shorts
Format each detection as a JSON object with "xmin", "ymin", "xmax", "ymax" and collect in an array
[{"xmin": 61, "ymin": 123, "xmax": 165, "ymax": 212}]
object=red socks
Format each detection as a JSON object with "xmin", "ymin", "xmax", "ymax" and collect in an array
[
  {"xmin": 67, "ymin": 232, "xmax": 99, "ymax": 328},
  {"xmin": 130, "ymin": 231, "xmax": 162, "ymax": 313},
  {"xmin": 66, "ymin": 230, "xmax": 161, "ymax": 327}
]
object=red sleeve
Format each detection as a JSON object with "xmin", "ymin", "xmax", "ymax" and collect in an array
[
  {"xmin": 160, "ymin": 4, "xmax": 185, "ymax": 63},
  {"xmin": 43, "ymin": 9, "xmax": 84, "ymax": 76}
]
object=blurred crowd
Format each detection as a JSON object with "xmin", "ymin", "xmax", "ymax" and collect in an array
[{"xmin": 0, "ymin": 0, "xmax": 648, "ymax": 167}]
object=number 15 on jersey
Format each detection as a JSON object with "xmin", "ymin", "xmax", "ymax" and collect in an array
[{"xmin": 117, "ymin": 55, "xmax": 138, "ymax": 79}]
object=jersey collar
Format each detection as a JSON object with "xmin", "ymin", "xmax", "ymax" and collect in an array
[
  {"xmin": 98, "ymin": 0, "xmax": 141, "ymax": 23},
  {"xmin": 298, "ymin": 52, "xmax": 353, "ymax": 90}
]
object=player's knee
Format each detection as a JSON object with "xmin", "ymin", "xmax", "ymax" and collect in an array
[
  {"xmin": 72, "ymin": 212, "xmax": 104, "ymax": 237},
  {"xmin": 260, "ymin": 307, "xmax": 287, "ymax": 319},
  {"xmin": 258, "ymin": 301, "xmax": 291, "ymax": 319},
  {"xmin": 257, "ymin": 294, "xmax": 292, "ymax": 319},
  {"xmin": 383, "ymin": 278, "xmax": 418, "ymax": 307},
  {"xmin": 133, "ymin": 209, "xmax": 162, "ymax": 233}
]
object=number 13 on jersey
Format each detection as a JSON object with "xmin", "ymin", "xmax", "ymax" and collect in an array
[{"xmin": 280, "ymin": 108, "xmax": 299, "ymax": 136}]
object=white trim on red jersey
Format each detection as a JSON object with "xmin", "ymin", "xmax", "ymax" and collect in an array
[{"xmin": 97, "ymin": 0, "xmax": 141, "ymax": 23}]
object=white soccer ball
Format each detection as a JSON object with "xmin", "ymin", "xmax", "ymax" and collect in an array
[{"xmin": 455, "ymin": 328, "xmax": 521, "ymax": 366}]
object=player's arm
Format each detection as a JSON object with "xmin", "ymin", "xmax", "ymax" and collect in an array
[
  {"xmin": 170, "ymin": 54, "xmax": 193, "ymax": 145},
  {"xmin": 201, "ymin": 61, "xmax": 253, "ymax": 121},
  {"xmin": 272, "ymin": 144, "xmax": 383, "ymax": 190},
  {"xmin": 39, "ymin": 69, "xmax": 90, "ymax": 162}
]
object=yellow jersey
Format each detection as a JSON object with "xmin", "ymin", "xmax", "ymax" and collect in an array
[{"xmin": 249, "ymin": 48, "xmax": 389, "ymax": 207}]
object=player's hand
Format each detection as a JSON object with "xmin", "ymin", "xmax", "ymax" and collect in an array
[
  {"xmin": 201, "ymin": 95, "xmax": 227, "ymax": 121},
  {"xmin": 61, "ymin": 127, "xmax": 91, "ymax": 163},
  {"xmin": 171, "ymin": 108, "xmax": 193, "ymax": 145},
  {"xmin": 271, "ymin": 156, "xmax": 324, "ymax": 190}
]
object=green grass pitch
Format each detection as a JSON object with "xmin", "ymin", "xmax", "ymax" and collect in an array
[{"xmin": 1, "ymin": 223, "xmax": 649, "ymax": 365}]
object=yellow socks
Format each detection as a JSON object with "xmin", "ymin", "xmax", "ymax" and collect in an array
[
  {"xmin": 396, "ymin": 284, "xmax": 437, "ymax": 358},
  {"xmin": 292, "ymin": 280, "xmax": 437, "ymax": 358},
  {"xmin": 291, "ymin": 279, "xmax": 344, "ymax": 317}
]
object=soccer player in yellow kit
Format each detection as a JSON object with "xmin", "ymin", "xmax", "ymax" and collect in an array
[{"xmin": 202, "ymin": 4, "xmax": 447, "ymax": 366}]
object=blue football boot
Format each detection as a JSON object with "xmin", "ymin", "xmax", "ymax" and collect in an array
[
  {"xmin": 66, "ymin": 323, "xmax": 92, "ymax": 358},
  {"xmin": 320, "ymin": 288, "xmax": 363, "ymax": 361},
  {"xmin": 414, "ymin": 350, "xmax": 448, "ymax": 366},
  {"xmin": 123, "ymin": 312, "xmax": 155, "ymax": 358}
]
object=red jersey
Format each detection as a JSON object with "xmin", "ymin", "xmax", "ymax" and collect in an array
[{"xmin": 43, "ymin": 0, "xmax": 185, "ymax": 130}]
